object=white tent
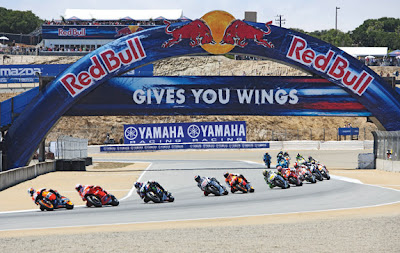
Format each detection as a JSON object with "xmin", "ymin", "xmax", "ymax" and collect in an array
[
  {"xmin": 339, "ymin": 47, "xmax": 388, "ymax": 58},
  {"xmin": 64, "ymin": 9, "xmax": 183, "ymax": 21}
]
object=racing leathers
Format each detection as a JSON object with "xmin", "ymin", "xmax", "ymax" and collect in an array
[
  {"xmin": 196, "ymin": 176, "xmax": 226, "ymax": 196},
  {"xmin": 31, "ymin": 188, "xmax": 61, "ymax": 207},
  {"xmin": 137, "ymin": 181, "xmax": 171, "ymax": 201},
  {"xmin": 76, "ymin": 185, "xmax": 111, "ymax": 205}
]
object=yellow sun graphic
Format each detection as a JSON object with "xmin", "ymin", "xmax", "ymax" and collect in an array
[{"xmin": 201, "ymin": 10, "xmax": 236, "ymax": 54}]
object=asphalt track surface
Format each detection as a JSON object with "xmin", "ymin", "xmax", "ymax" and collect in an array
[{"xmin": 1, "ymin": 157, "xmax": 400, "ymax": 232}]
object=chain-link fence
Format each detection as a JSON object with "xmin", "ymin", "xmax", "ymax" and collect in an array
[
  {"xmin": 54, "ymin": 136, "xmax": 88, "ymax": 159},
  {"xmin": 373, "ymin": 131, "xmax": 400, "ymax": 161}
]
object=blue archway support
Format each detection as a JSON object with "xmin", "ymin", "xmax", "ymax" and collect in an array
[{"xmin": 4, "ymin": 14, "xmax": 400, "ymax": 169}]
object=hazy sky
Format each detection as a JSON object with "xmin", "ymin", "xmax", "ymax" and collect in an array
[{"xmin": 1, "ymin": 0, "xmax": 399, "ymax": 32}]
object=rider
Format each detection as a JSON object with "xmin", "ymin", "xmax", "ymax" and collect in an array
[
  {"xmin": 134, "ymin": 181, "xmax": 172, "ymax": 201},
  {"xmin": 75, "ymin": 184, "xmax": 111, "ymax": 205},
  {"xmin": 223, "ymin": 172, "xmax": 254, "ymax": 192},
  {"xmin": 194, "ymin": 175, "xmax": 226, "ymax": 196},
  {"xmin": 28, "ymin": 187, "xmax": 61, "ymax": 207},
  {"xmin": 263, "ymin": 152, "xmax": 272, "ymax": 168}
]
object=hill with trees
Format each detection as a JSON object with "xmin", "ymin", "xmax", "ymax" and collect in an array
[{"xmin": 0, "ymin": 7, "xmax": 42, "ymax": 34}]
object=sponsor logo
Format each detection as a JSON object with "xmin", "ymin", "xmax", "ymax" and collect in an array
[
  {"xmin": 161, "ymin": 10, "xmax": 274, "ymax": 54},
  {"xmin": 60, "ymin": 36, "xmax": 146, "ymax": 97},
  {"xmin": 286, "ymin": 35, "xmax": 373, "ymax": 96},
  {"xmin": 0, "ymin": 67, "xmax": 41, "ymax": 77},
  {"xmin": 124, "ymin": 122, "xmax": 246, "ymax": 144},
  {"xmin": 58, "ymin": 28, "xmax": 86, "ymax": 37}
]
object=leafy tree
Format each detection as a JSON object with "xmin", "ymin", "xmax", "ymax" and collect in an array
[
  {"xmin": 0, "ymin": 7, "xmax": 42, "ymax": 34},
  {"xmin": 351, "ymin": 17, "xmax": 400, "ymax": 50}
]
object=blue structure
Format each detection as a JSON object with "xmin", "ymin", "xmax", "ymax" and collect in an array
[{"xmin": 2, "ymin": 10, "xmax": 400, "ymax": 170}]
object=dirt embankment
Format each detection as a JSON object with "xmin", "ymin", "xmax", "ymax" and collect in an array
[{"xmin": 2, "ymin": 55, "xmax": 398, "ymax": 144}]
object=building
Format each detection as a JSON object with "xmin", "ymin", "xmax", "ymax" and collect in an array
[{"xmin": 40, "ymin": 9, "xmax": 186, "ymax": 53}]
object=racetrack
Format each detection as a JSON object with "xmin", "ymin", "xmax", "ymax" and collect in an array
[{"xmin": 1, "ymin": 156, "xmax": 400, "ymax": 232}]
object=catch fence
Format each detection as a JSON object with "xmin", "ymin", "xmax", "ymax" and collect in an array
[
  {"xmin": 373, "ymin": 131, "xmax": 400, "ymax": 161},
  {"xmin": 54, "ymin": 135, "xmax": 88, "ymax": 159}
]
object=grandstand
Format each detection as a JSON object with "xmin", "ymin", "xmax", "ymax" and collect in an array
[{"xmin": 39, "ymin": 9, "xmax": 187, "ymax": 55}]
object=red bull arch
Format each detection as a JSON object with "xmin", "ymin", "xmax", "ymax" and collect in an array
[{"xmin": 3, "ymin": 10, "xmax": 400, "ymax": 169}]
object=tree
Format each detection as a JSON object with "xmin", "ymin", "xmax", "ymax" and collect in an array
[
  {"xmin": 351, "ymin": 17, "xmax": 400, "ymax": 50},
  {"xmin": 0, "ymin": 7, "xmax": 42, "ymax": 34}
]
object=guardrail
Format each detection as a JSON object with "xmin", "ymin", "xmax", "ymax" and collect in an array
[{"xmin": 0, "ymin": 161, "xmax": 55, "ymax": 191}]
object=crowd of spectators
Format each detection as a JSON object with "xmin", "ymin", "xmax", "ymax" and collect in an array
[
  {"xmin": 40, "ymin": 45, "xmax": 97, "ymax": 52},
  {"xmin": 0, "ymin": 44, "xmax": 37, "ymax": 55},
  {"xmin": 43, "ymin": 19, "xmax": 165, "ymax": 26}
]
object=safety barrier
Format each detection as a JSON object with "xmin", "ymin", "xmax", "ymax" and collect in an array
[
  {"xmin": 0, "ymin": 161, "xmax": 55, "ymax": 191},
  {"xmin": 372, "ymin": 131, "xmax": 400, "ymax": 172},
  {"xmin": 94, "ymin": 140, "xmax": 373, "ymax": 153},
  {"xmin": 55, "ymin": 136, "xmax": 88, "ymax": 159}
]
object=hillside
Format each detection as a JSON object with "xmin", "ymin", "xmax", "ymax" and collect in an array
[{"xmin": 2, "ymin": 55, "xmax": 395, "ymax": 144}]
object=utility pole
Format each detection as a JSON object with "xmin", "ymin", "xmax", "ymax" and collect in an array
[
  {"xmin": 275, "ymin": 15, "xmax": 286, "ymax": 27},
  {"xmin": 335, "ymin": 7, "xmax": 340, "ymax": 30}
]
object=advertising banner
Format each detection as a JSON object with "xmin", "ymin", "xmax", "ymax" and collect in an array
[
  {"xmin": 41, "ymin": 25, "xmax": 156, "ymax": 39},
  {"xmin": 69, "ymin": 76, "xmax": 370, "ymax": 117},
  {"xmin": 0, "ymin": 64, "xmax": 70, "ymax": 83},
  {"xmin": 338, "ymin": 127, "xmax": 359, "ymax": 136},
  {"xmin": 101, "ymin": 142, "xmax": 268, "ymax": 152},
  {"xmin": 123, "ymin": 121, "xmax": 246, "ymax": 144}
]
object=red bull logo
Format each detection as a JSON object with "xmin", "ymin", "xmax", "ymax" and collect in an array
[
  {"xmin": 220, "ymin": 20, "xmax": 274, "ymax": 48},
  {"xmin": 287, "ymin": 36, "xmax": 373, "ymax": 96},
  {"xmin": 115, "ymin": 26, "xmax": 144, "ymax": 38},
  {"xmin": 162, "ymin": 20, "xmax": 215, "ymax": 48},
  {"xmin": 161, "ymin": 10, "xmax": 274, "ymax": 54}
]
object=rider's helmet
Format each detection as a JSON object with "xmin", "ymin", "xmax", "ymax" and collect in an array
[
  {"xmin": 283, "ymin": 151, "xmax": 289, "ymax": 156},
  {"xmin": 28, "ymin": 187, "xmax": 35, "ymax": 196},
  {"xmin": 294, "ymin": 162, "xmax": 299, "ymax": 168},
  {"xmin": 308, "ymin": 156, "xmax": 313, "ymax": 161},
  {"xmin": 223, "ymin": 172, "xmax": 229, "ymax": 178},
  {"xmin": 276, "ymin": 165, "xmax": 283, "ymax": 173},
  {"xmin": 194, "ymin": 175, "xmax": 201, "ymax": 182},
  {"xmin": 134, "ymin": 182, "xmax": 143, "ymax": 189},
  {"xmin": 262, "ymin": 170, "xmax": 269, "ymax": 177},
  {"xmin": 75, "ymin": 184, "xmax": 82, "ymax": 192}
]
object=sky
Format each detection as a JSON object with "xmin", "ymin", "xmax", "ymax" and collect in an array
[{"xmin": 1, "ymin": 0, "xmax": 399, "ymax": 32}]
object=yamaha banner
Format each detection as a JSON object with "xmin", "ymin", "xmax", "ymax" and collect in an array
[
  {"xmin": 123, "ymin": 121, "xmax": 246, "ymax": 144},
  {"xmin": 101, "ymin": 142, "xmax": 268, "ymax": 152}
]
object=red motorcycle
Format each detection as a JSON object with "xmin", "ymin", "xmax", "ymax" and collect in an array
[
  {"xmin": 82, "ymin": 186, "xmax": 119, "ymax": 207},
  {"xmin": 281, "ymin": 167, "xmax": 303, "ymax": 186}
]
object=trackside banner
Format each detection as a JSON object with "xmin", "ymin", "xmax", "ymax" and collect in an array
[
  {"xmin": 0, "ymin": 64, "xmax": 70, "ymax": 83},
  {"xmin": 123, "ymin": 121, "xmax": 246, "ymax": 144},
  {"xmin": 101, "ymin": 142, "xmax": 268, "ymax": 152}
]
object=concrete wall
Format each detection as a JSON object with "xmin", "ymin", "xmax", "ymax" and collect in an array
[
  {"xmin": 0, "ymin": 162, "xmax": 56, "ymax": 191},
  {"xmin": 376, "ymin": 158, "xmax": 400, "ymax": 172}
]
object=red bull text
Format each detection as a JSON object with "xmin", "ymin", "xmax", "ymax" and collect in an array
[
  {"xmin": 60, "ymin": 37, "xmax": 146, "ymax": 97},
  {"xmin": 287, "ymin": 36, "xmax": 373, "ymax": 96}
]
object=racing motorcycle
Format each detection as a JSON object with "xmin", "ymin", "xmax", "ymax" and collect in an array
[
  {"xmin": 142, "ymin": 184, "xmax": 174, "ymax": 203},
  {"xmin": 83, "ymin": 187, "xmax": 119, "ymax": 207},
  {"xmin": 296, "ymin": 165, "xmax": 317, "ymax": 184},
  {"xmin": 317, "ymin": 163, "xmax": 331, "ymax": 180},
  {"xmin": 282, "ymin": 168, "xmax": 303, "ymax": 186},
  {"xmin": 37, "ymin": 195, "xmax": 74, "ymax": 211},
  {"xmin": 230, "ymin": 177, "xmax": 255, "ymax": 194},
  {"xmin": 264, "ymin": 170, "xmax": 290, "ymax": 189},
  {"xmin": 308, "ymin": 163, "xmax": 324, "ymax": 181},
  {"xmin": 202, "ymin": 178, "xmax": 228, "ymax": 196}
]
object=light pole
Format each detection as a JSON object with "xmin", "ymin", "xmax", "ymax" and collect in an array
[{"xmin": 335, "ymin": 7, "xmax": 340, "ymax": 30}]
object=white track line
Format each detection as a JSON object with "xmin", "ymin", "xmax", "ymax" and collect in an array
[
  {"xmin": 119, "ymin": 162, "xmax": 152, "ymax": 201},
  {"xmin": 1, "ymin": 198, "xmax": 400, "ymax": 233}
]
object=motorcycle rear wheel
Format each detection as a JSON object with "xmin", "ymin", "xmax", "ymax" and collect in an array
[{"xmin": 86, "ymin": 195, "xmax": 102, "ymax": 207}]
